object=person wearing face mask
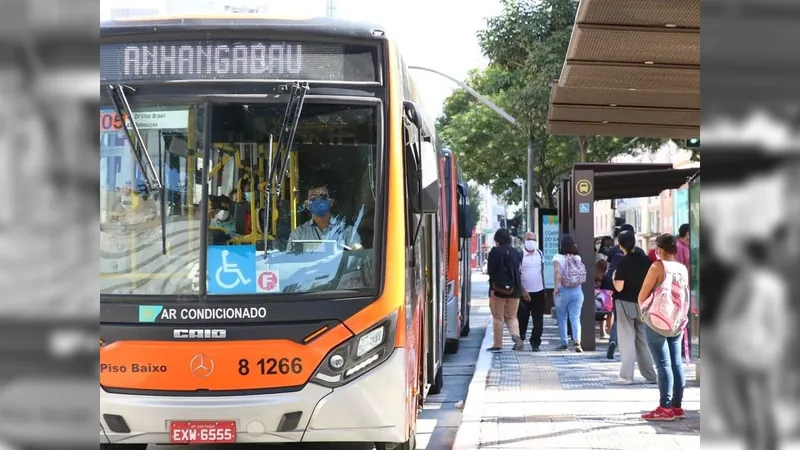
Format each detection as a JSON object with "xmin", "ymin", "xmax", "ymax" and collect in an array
[
  {"xmin": 516, "ymin": 232, "xmax": 546, "ymax": 352},
  {"xmin": 596, "ymin": 236, "xmax": 613, "ymax": 262},
  {"xmin": 611, "ymin": 230, "xmax": 657, "ymax": 385},
  {"xmin": 209, "ymin": 195, "xmax": 236, "ymax": 237},
  {"xmin": 604, "ymin": 225, "xmax": 646, "ymax": 359},
  {"xmin": 595, "ymin": 238, "xmax": 606, "ymax": 263},
  {"xmin": 286, "ymin": 185, "xmax": 362, "ymax": 251},
  {"xmin": 205, "ymin": 195, "xmax": 234, "ymax": 245}
]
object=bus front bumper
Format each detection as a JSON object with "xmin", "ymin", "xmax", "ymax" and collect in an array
[{"xmin": 101, "ymin": 348, "xmax": 408, "ymax": 445}]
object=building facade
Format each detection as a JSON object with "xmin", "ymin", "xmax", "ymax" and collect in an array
[
  {"xmin": 604, "ymin": 142, "xmax": 698, "ymax": 247},
  {"xmin": 477, "ymin": 185, "xmax": 507, "ymax": 234},
  {"xmin": 660, "ymin": 189, "xmax": 674, "ymax": 235},
  {"xmin": 593, "ymin": 199, "xmax": 615, "ymax": 238},
  {"xmin": 473, "ymin": 184, "xmax": 508, "ymax": 265}
]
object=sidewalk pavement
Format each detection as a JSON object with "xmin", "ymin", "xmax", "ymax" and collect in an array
[{"xmin": 453, "ymin": 308, "xmax": 700, "ymax": 450}]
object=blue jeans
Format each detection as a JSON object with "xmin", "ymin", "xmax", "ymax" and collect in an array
[
  {"xmin": 645, "ymin": 326, "xmax": 686, "ymax": 408},
  {"xmin": 555, "ymin": 286, "xmax": 584, "ymax": 345}
]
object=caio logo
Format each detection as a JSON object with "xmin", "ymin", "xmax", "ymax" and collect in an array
[{"xmin": 173, "ymin": 329, "xmax": 227, "ymax": 339}]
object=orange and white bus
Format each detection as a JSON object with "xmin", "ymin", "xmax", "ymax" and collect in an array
[
  {"xmin": 99, "ymin": 15, "xmax": 453, "ymax": 449},
  {"xmin": 441, "ymin": 148, "xmax": 473, "ymax": 354}
]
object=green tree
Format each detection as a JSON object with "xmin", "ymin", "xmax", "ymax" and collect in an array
[
  {"xmin": 437, "ymin": 0, "xmax": 679, "ymax": 207},
  {"xmin": 467, "ymin": 182, "xmax": 483, "ymax": 232}
]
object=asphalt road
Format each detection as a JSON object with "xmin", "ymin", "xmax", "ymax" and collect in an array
[{"xmin": 143, "ymin": 271, "xmax": 489, "ymax": 450}]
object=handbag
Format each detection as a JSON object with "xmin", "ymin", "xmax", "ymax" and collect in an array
[{"xmin": 618, "ymin": 300, "xmax": 641, "ymax": 321}]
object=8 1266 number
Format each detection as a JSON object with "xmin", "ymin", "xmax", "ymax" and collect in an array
[{"xmin": 238, "ymin": 357, "xmax": 302, "ymax": 376}]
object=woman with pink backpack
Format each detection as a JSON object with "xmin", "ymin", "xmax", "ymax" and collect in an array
[
  {"xmin": 637, "ymin": 234, "xmax": 691, "ymax": 421},
  {"xmin": 552, "ymin": 235, "xmax": 587, "ymax": 352}
]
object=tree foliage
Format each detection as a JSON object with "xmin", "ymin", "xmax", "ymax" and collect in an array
[
  {"xmin": 436, "ymin": 0, "xmax": 683, "ymax": 207},
  {"xmin": 467, "ymin": 183, "xmax": 482, "ymax": 232}
]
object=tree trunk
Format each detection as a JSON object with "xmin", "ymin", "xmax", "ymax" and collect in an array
[
  {"xmin": 538, "ymin": 180, "xmax": 556, "ymax": 208},
  {"xmin": 577, "ymin": 135, "xmax": 588, "ymax": 162}
]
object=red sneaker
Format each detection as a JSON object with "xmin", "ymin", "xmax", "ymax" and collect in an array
[
  {"xmin": 641, "ymin": 406, "xmax": 675, "ymax": 421},
  {"xmin": 672, "ymin": 407, "xmax": 685, "ymax": 419}
]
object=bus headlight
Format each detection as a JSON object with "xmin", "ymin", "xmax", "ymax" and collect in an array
[
  {"xmin": 311, "ymin": 311, "xmax": 397, "ymax": 388},
  {"xmin": 356, "ymin": 326, "xmax": 385, "ymax": 358}
]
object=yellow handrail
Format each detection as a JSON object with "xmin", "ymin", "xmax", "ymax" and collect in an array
[
  {"xmin": 271, "ymin": 140, "xmax": 280, "ymax": 236},
  {"xmin": 290, "ymin": 148, "xmax": 299, "ymax": 230}
]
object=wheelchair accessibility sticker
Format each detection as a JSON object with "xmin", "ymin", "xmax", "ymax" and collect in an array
[{"xmin": 207, "ymin": 245, "xmax": 257, "ymax": 294}]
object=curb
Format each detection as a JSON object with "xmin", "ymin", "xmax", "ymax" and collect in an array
[{"xmin": 452, "ymin": 310, "xmax": 493, "ymax": 450}]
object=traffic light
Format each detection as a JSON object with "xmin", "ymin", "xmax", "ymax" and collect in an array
[
  {"xmin": 508, "ymin": 217, "xmax": 522, "ymax": 237},
  {"xmin": 686, "ymin": 138, "xmax": 700, "ymax": 148}
]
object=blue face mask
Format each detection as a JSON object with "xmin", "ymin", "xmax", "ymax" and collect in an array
[
  {"xmin": 244, "ymin": 192, "xmax": 251, "ymax": 202},
  {"xmin": 309, "ymin": 199, "xmax": 331, "ymax": 217}
]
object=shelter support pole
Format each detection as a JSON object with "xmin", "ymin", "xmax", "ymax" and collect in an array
[
  {"xmin": 571, "ymin": 169, "xmax": 596, "ymax": 351},
  {"xmin": 527, "ymin": 139, "xmax": 535, "ymax": 232}
]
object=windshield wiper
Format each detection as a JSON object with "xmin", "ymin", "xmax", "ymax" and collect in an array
[
  {"xmin": 105, "ymin": 84, "xmax": 163, "ymax": 192},
  {"xmin": 263, "ymin": 82, "xmax": 310, "ymax": 252}
]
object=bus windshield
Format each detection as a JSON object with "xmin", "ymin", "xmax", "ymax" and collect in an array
[
  {"xmin": 100, "ymin": 104, "xmax": 205, "ymax": 296},
  {"xmin": 100, "ymin": 101, "xmax": 379, "ymax": 298}
]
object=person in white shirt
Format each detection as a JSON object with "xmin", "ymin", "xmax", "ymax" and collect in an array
[{"xmin": 517, "ymin": 232, "xmax": 546, "ymax": 352}]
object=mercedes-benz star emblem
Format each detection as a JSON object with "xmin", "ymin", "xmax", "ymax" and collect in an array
[{"xmin": 190, "ymin": 354, "xmax": 214, "ymax": 378}]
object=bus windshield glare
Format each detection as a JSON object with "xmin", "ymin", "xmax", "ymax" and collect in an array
[{"xmin": 100, "ymin": 101, "xmax": 379, "ymax": 297}]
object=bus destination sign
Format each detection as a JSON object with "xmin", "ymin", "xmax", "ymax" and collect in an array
[{"xmin": 100, "ymin": 41, "xmax": 377, "ymax": 83}]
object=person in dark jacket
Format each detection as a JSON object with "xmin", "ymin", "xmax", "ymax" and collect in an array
[
  {"xmin": 605, "ymin": 224, "xmax": 648, "ymax": 359},
  {"xmin": 486, "ymin": 228, "xmax": 524, "ymax": 352}
]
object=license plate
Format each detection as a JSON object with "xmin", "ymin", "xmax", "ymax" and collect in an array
[{"xmin": 169, "ymin": 421, "xmax": 237, "ymax": 444}]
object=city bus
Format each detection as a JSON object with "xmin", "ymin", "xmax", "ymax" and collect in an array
[
  {"xmin": 441, "ymin": 148, "xmax": 473, "ymax": 354},
  {"xmin": 99, "ymin": 15, "xmax": 449, "ymax": 449}
]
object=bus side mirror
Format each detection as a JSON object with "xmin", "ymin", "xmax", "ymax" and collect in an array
[
  {"xmin": 417, "ymin": 141, "xmax": 439, "ymax": 214},
  {"xmin": 403, "ymin": 101, "xmax": 422, "ymax": 129},
  {"xmin": 403, "ymin": 100, "xmax": 438, "ymax": 214},
  {"xmin": 457, "ymin": 183, "xmax": 473, "ymax": 238}
]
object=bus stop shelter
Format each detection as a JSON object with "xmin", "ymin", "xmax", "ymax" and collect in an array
[
  {"xmin": 546, "ymin": 0, "xmax": 699, "ymax": 139},
  {"xmin": 558, "ymin": 163, "xmax": 699, "ymax": 351},
  {"xmin": 543, "ymin": 0, "xmax": 701, "ymax": 352}
]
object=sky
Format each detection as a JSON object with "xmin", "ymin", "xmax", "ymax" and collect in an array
[{"xmin": 100, "ymin": 0, "xmax": 504, "ymax": 123}]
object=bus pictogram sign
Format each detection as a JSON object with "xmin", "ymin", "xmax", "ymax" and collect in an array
[{"xmin": 575, "ymin": 179, "xmax": 593, "ymax": 196}]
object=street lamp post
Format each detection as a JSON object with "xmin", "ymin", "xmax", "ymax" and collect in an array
[
  {"xmin": 407, "ymin": 65, "xmax": 536, "ymax": 232},
  {"xmin": 514, "ymin": 177, "xmax": 525, "ymax": 231}
]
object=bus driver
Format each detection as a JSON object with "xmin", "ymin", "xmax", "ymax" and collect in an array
[{"xmin": 286, "ymin": 185, "xmax": 362, "ymax": 251}]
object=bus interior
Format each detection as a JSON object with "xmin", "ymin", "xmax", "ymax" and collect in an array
[{"xmin": 100, "ymin": 100, "xmax": 380, "ymax": 295}]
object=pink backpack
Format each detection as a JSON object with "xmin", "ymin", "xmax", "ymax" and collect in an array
[
  {"xmin": 594, "ymin": 288, "xmax": 613, "ymax": 313},
  {"xmin": 560, "ymin": 254, "xmax": 587, "ymax": 288},
  {"xmin": 640, "ymin": 261, "xmax": 689, "ymax": 337}
]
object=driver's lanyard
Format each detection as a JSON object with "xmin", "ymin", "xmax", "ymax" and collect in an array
[{"xmin": 314, "ymin": 218, "xmax": 339, "ymax": 239}]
